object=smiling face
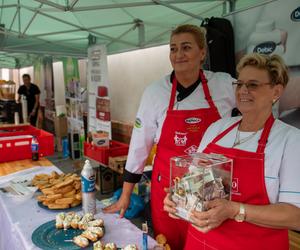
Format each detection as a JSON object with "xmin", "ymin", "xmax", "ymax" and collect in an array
[
  {"xmin": 236, "ymin": 65, "xmax": 283, "ymax": 116},
  {"xmin": 169, "ymin": 32, "xmax": 205, "ymax": 74}
]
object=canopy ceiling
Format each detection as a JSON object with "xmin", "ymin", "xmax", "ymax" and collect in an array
[{"xmin": 0, "ymin": 0, "xmax": 266, "ymax": 68}]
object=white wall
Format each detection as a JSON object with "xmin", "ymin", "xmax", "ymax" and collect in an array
[{"xmin": 108, "ymin": 44, "xmax": 172, "ymax": 123}]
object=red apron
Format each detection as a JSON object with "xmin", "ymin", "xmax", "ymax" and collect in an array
[
  {"xmin": 184, "ymin": 114, "xmax": 289, "ymax": 250},
  {"xmin": 151, "ymin": 70, "xmax": 221, "ymax": 250}
]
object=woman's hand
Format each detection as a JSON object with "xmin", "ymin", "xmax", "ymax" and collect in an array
[
  {"xmin": 102, "ymin": 194, "xmax": 131, "ymax": 218},
  {"xmin": 163, "ymin": 188, "xmax": 180, "ymax": 219},
  {"xmin": 190, "ymin": 199, "xmax": 238, "ymax": 233}
]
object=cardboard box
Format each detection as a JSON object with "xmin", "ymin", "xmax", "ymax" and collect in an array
[
  {"xmin": 54, "ymin": 116, "xmax": 68, "ymax": 137},
  {"xmin": 92, "ymin": 131, "xmax": 109, "ymax": 147},
  {"xmin": 108, "ymin": 155, "xmax": 127, "ymax": 174},
  {"xmin": 96, "ymin": 166, "xmax": 123, "ymax": 194},
  {"xmin": 111, "ymin": 120, "xmax": 133, "ymax": 144}
]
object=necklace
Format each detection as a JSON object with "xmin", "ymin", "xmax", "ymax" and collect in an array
[{"xmin": 233, "ymin": 129, "xmax": 258, "ymax": 147}]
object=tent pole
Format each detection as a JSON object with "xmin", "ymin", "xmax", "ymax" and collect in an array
[
  {"xmin": 18, "ymin": 0, "xmax": 21, "ymax": 37},
  {"xmin": 22, "ymin": 3, "xmax": 43, "ymax": 36},
  {"xmin": 152, "ymin": 0, "xmax": 204, "ymax": 21},
  {"xmin": 9, "ymin": 8, "xmax": 18, "ymax": 31},
  {"xmin": 33, "ymin": 0, "xmax": 65, "ymax": 11},
  {"xmin": 21, "ymin": 4, "xmax": 136, "ymax": 47},
  {"xmin": 30, "ymin": 22, "xmax": 135, "ymax": 38}
]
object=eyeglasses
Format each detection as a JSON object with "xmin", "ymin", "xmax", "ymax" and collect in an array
[{"xmin": 232, "ymin": 80, "xmax": 272, "ymax": 91}]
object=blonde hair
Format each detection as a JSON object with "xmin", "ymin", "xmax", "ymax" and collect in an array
[
  {"xmin": 237, "ymin": 53, "xmax": 289, "ymax": 87},
  {"xmin": 171, "ymin": 24, "xmax": 206, "ymax": 49}
]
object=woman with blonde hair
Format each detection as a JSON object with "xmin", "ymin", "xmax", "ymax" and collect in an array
[
  {"xmin": 104, "ymin": 24, "xmax": 236, "ymax": 250},
  {"xmin": 164, "ymin": 53, "xmax": 300, "ymax": 249}
]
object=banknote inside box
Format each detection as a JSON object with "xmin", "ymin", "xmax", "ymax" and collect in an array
[{"xmin": 170, "ymin": 153, "xmax": 232, "ymax": 222}]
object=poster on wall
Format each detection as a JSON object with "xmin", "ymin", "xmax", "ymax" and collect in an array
[
  {"xmin": 62, "ymin": 57, "xmax": 86, "ymax": 132},
  {"xmin": 231, "ymin": 0, "xmax": 300, "ymax": 126},
  {"xmin": 87, "ymin": 44, "xmax": 111, "ymax": 139}
]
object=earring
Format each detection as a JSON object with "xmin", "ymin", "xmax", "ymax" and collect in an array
[{"xmin": 272, "ymin": 99, "xmax": 277, "ymax": 104}]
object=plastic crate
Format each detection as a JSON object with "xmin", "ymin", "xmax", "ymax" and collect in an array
[
  {"xmin": 84, "ymin": 140, "xmax": 129, "ymax": 165},
  {"xmin": 0, "ymin": 125, "xmax": 54, "ymax": 162}
]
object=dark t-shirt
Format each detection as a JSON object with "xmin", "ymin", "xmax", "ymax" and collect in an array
[{"xmin": 18, "ymin": 83, "xmax": 40, "ymax": 113}]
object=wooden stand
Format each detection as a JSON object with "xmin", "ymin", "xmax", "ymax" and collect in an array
[{"xmin": 0, "ymin": 158, "xmax": 53, "ymax": 176}]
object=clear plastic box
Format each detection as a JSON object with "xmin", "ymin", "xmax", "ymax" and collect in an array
[{"xmin": 170, "ymin": 153, "xmax": 232, "ymax": 222}]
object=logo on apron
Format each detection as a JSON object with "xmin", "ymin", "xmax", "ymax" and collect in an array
[
  {"xmin": 184, "ymin": 145, "xmax": 198, "ymax": 155},
  {"xmin": 232, "ymin": 177, "xmax": 240, "ymax": 194},
  {"xmin": 185, "ymin": 117, "xmax": 201, "ymax": 124},
  {"xmin": 174, "ymin": 131, "xmax": 187, "ymax": 146}
]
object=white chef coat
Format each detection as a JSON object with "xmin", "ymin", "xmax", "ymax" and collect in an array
[
  {"xmin": 198, "ymin": 116, "xmax": 300, "ymax": 208},
  {"xmin": 125, "ymin": 70, "xmax": 236, "ymax": 177}
]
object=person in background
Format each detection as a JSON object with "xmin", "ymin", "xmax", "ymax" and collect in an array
[
  {"xmin": 18, "ymin": 74, "xmax": 40, "ymax": 126},
  {"xmin": 164, "ymin": 53, "xmax": 300, "ymax": 250},
  {"xmin": 103, "ymin": 24, "xmax": 236, "ymax": 250}
]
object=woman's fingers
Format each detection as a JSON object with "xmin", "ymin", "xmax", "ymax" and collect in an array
[
  {"xmin": 102, "ymin": 203, "xmax": 118, "ymax": 213},
  {"xmin": 119, "ymin": 207, "xmax": 126, "ymax": 218}
]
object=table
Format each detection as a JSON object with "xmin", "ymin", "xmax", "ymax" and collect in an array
[
  {"xmin": 0, "ymin": 162, "xmax": 157, "ymax": 250},
  {"xmin": 0, "ymin": 158, "xmax": 53, "ymax": 176}
]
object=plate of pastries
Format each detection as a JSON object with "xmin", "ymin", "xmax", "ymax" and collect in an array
[
  {"xmin": 32, "ymin": 171, "xmax": 82, "ymax": 210},
  {"xmin": 31, "ymin": 212, "xmax": 139, "ymax": 250}
]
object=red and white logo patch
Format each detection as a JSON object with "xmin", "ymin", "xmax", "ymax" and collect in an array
[
  {"xmin": 232, "ymin": 178, "xmax": 239, "ymax": 193},
  {"xmin": 174, "ymin": 132, "xmax": 187, "ymax": 146},
  {"xmin": 184, "ymin": 145, "xmax": 198, "ymax": 155}
]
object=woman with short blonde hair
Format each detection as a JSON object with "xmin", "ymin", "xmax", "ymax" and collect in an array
[{"xmin": 164, "ymin": 53, "xmax": 300, "ymax": 250}]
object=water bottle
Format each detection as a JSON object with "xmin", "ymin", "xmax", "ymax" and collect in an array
[
  {"xmin": 31, "ymin": 136, "xmax": 39, "ymax": 161},
  {"xmin": 21, "ymin": 95, "xmax": 28, "ymax": 123},
  {"xmin": 62, "ymin": 137, "xmax": 69, "ymax": 158},
  {"xmin": 81, "ymin": 160, "xmax": 96, "ymax": 214}
]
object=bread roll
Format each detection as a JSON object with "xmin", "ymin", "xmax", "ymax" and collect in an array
[
  {"xmin": 73, "ymin": 235, "xmax": 89, "ymax": 248},
  {"xmin": 55, "ymin": 197, "xmax": 74, "ymax": 205},
  {"xmin": 48, "ymin": 203, "xmax": 69, "ymax": 209}
]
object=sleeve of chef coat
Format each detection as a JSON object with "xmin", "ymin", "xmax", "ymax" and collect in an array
[
  {"xmin": 123, "ymin": 84, "xmax": 159, "ymax": 183},
  {"xmin": 278, "ymin": 126, "xmax": 300, "ymax": 208}
]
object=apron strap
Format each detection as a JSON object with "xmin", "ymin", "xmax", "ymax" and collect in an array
[
  {"xmin": 199, "ymin": 70, "xmax": 218, "ymax": 111},
  {"xmin": 168, "ymin": 76, "xmax": 178, "ymax": 110},
  {"xmin": 256, "ymin": 114, "xmax": 275, "ymax": 153},
  {"xmin": 210, "ymin": 114, "xmax": 275, "ymax": 154},
  {"xmin": 168, "ymin": 70, "xmax": 216, "ymax": 111},
  {"xmin": 211, "ymin": 119, "xmax": 240, "ymax": 144}
]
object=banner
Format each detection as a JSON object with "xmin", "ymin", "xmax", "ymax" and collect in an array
[
  {"xmin": 231, "ymin": 0, "xmax": 300, "ymax": 117},
  {"xmin": 62, "ymin": 57, "xmax": 80, "ymax": 98},
  {"xmin": 43, "ymin": 56, "xmax": 55, "ymax": 132},
  {"xmin": 87, "ymin": 44, "xmax": 111, "ymax": 139},
  {"xmin": 233, "ymin": 0, "xmax": 300, "ymax": 66},
  {"xmin": 62, "ymin": 57, "xmax": 84, "ymax": 131}
]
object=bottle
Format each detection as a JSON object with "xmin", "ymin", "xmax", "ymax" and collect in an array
[
  {"xmin": 21, "ymin": 95, "xmax": 28, "ymax": 123},
  {"xmin": 14, "ymin": 112, "xmax": 20, "ymax": 125},
  {"xmin": 62, "ymin": 137, "xmax": 69, "ymax": 158},
  {"xmin": 79, "ymin": 127, "xmax": 85, "ymax": 158},
  {"xmin": 247, "ymin": 20, "xmax": 284, "ymax": 56},
  {"xmin": 81, "ymin": 160, "xmax": 96, "ymax": 214},
  {"xmin": 31, "ymin": 136, "xmax": 39, "ymax": 161},
  {"xmin": 72, "ymin": 129, "xmax": 80, "ymax": 159}
]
